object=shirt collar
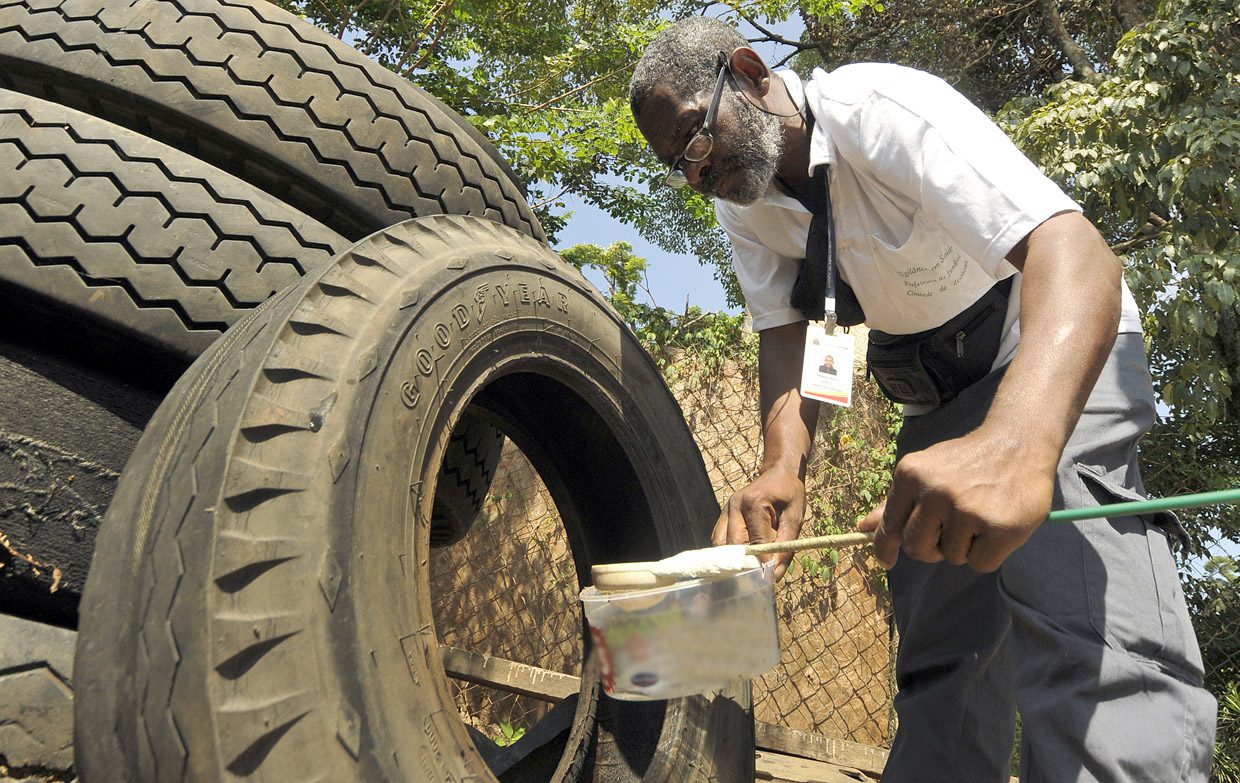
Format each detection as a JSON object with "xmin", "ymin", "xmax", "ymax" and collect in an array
[{"xmin": 793, "ymin": 68, "xmax": 834, "ymax": 171}]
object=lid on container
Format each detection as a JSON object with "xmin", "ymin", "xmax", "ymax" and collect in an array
[{"xmin": 590, "ymin": 561, "xmax": 678, "ymax": 593}]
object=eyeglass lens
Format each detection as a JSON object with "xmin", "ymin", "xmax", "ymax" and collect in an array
[{"xmin": 665, "ymin": 58, "xmax": 729, "ymax": 188}]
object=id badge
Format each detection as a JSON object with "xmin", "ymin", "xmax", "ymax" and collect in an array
[{"xmin": 800, "ymin": 321, "xmax": 854, "ymax": 407}]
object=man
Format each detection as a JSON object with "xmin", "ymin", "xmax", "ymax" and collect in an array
[
  {"xmin": 628, "ymin": 17, "xmax": 1216, "ymax": 782},
  {"xmin": 818, "ymin": 353, "xmax": 836, "ymax": 375}
]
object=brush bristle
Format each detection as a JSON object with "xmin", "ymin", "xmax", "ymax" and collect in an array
[{"xmin": 650, "ymin": 544, "xmax": 760, "ymax": 578}]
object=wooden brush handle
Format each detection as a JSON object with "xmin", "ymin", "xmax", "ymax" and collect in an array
[{"xmin": 746, "ymin": 530, "xmax": 874, "ymax": 555}]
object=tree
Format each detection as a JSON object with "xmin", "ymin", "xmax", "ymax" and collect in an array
[
  {"xmin": 997, "ymin": 0, "xmax": 1239, "ymax": 514},
  {"xmin": 798, "ymin": 0, "xmax": 1157, "ymax": 112}
]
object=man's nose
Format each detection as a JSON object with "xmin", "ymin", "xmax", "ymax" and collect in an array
[{"xmin": 681, "ymin": 156, "xmax": 711, "ymax": 189}]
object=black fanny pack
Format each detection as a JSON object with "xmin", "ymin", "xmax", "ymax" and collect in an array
[{"xmin": 865, "ymin": 277, "xmax": 1013, "ymax": 407}]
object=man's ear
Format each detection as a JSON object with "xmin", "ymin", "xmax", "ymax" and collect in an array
[{"xmin": 727, "ymin": 47, "xmax": 772, "ymax": 98}]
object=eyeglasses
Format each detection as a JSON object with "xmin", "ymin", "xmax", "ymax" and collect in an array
[{"xmin": 664, "ymin": 57, "xmax": 730, "ymax": 189}]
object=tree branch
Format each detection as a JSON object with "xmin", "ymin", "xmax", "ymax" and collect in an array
[
  {"xmin": 734, "ymin": 6, "xmax": 815, "ymax": 52},
  {"xmin": 510, "ymin": 103, "xmax": 597, "ymax": 114},
  {"xmin": 1109, "ymin": 212, "xmax": 1170, "ymax": 253},
  {"xmin": 692, "ymin": 0, "xmax": 815, "ymax": 61},
  {"xmin": 1038, "ymin": 0, "xmax": 1097, "ymax": 79},
  {"xmin": 1114, "ymin": 0, "xmax": 1147, "ymax": 31},
  {"xmin": 532, "ymin": 184, "xmax": 573, "ymax": 210},
  {"xmin": 396, "ymin": 0, "xmax": 455, "ymax": 74},
  {"xmin": 522, "ymin": 65, "xmax": 631, "ymax": 112}
]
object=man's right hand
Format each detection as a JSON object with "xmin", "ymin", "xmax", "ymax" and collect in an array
[{"xmin": 713, "ymin": 467, "xmax": 807, "ymax": 580}]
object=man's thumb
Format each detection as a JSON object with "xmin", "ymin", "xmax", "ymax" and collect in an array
[{"xmin": 858, "ymin": 501, "xmax": 899, "ymax": 569}]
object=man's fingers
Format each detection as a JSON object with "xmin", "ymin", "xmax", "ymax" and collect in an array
[
  {"xmin": 711, "ymin": 511, "xmax": 729, "ymax": 547},
  {"xmin": 966, "ymin": 525, "xmax": 1031, "ymax": 573},
  {"xmin": 772, "ymin": 506, "xmax": 802, "ymax": 544},
  {"xmin": 762, "ymin": 504, "xmax": 804, "ymax": 582},
  {"xmin": 870, "ymin": 463, "xmax": 922, "ymax": 567},
  {"xmin": 875, "ymin": 513, "xmax": 903, "ymax": 570},
  {"xmin": 965, "ymin": 533, "xmax": 1008, "ymax": 573},
  {"xmin": 857, "ymin": 502, "xmax": 886, "ymax": 534},
  {"xmin": 734, "ymin": 492, "xmax": 778, "ymax": 546},
  {"xmin": 714, "ymin": 494, "xmax": 771, "ymax": 547},
  {"xmin": 937, "ymin": 515, "xmax": 979, "ymax": 566},
  {"xmin": 904, "ymin": 489, "xmax": 980, "ymax": 564},
  {"xmin": 901, "ymin": 500, "xmax": 946, "ymax": 564},
  {"xmin": 768, "ymin": 552, "xmax": 793, "ymax": 581},
  {"xmin": 858, "ymin": 504, "xmax": 895, "ymax": 568}
]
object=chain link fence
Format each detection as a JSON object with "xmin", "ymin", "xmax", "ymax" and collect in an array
[
  {"xmin": 661, "ymin": 346, "xmax": 898, "ymax": 747},
  {"xmin": 430, "ymin": 449, "xmax": 583, "ymax": 742},
  {"xmin": 429, "ymin": 342, "xmax": 900, "ymax": 749},
  {"xmin": 428, "ymin": 341, "xmax": 1238, "ymax": 778}
]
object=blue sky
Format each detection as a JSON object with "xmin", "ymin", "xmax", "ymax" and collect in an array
[{"xmin": 553, "ymin": 194, "xmax": 736, "ymax": 313}]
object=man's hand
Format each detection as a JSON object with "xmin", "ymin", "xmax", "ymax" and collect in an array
[
  {"xmin": 858, "ymin": 425, "xmax": 1056, "ymax": 572},
  {"xmin": 714, "ymin": 467, "xmax": 807, "ymax": 580},
  {"xmin": 858, "ymin": 212, "xmax": 1120, "ymax": 573},
  {"xmin": 713, "ymin": 320, "xmax": 822, "ymax": 581}
]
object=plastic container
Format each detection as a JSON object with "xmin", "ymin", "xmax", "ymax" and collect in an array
[{"xmin": 579, "ymin": 564, "xmax": 779, "ymax": 701}]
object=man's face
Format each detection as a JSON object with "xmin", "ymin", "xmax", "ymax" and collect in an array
[{"xmin": 635, "ymin": 75, "xmax": 784, "ymax": 205}]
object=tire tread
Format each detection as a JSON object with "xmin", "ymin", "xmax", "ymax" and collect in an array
[
  {"xmin": 0, "ymin": 0, "xmax": 543, "ymax": 242},
  {"xmin": 0, "ymin": 88, "xmax": 347, "ymax": 362}
]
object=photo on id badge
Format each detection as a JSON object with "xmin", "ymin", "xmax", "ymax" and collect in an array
[{"xmin": 800, "ymin": 321, "xmax": 854, "ymax": 408}]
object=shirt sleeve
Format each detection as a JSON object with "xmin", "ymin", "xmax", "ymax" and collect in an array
[
  {"xmin": 715, "ymin": 200, "xmax": 807, "ymax": 332},
  {"xmin": 823, "ymin": 65, "xmax": 1080, "ymax": 274}
]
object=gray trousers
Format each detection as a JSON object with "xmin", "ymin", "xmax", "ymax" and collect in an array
[{"xmin": 882, "ymin": 334, "xmax": 1218, "ymax": 783}]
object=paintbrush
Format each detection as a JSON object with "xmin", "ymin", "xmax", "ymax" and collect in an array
[{"xmin": 617, "ymin": 486, "xmax": 1240, "ymax": 582}]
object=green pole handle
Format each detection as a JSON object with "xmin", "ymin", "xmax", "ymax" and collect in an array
[
  {"xmin": 1047, "ymin": 487, "xmax": 1240, "ymax": 523},
  {"xmin": 756, "ymin": 488, "xmax": 1240, "ymax": 555}
]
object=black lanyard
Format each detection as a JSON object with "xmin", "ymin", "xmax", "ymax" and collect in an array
[
  {"xmin": 820, "ymin": 165, "xmax": 839, "ymax": 330},
  {"xmin": 783, "ymin": 163, "xmax": 863, "ymax": 330},
  {"xmin": 785, "ymin": 110, "xmax": 865, "ymax": 329}
]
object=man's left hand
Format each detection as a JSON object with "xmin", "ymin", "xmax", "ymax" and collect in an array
[{"xmin": 858, "ymin": 426, "xmax": 1056, "ymax": 572}]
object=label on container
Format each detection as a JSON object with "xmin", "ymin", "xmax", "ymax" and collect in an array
[{"xmin": 582, "ymin": 567, "xmax": 780, "ymax": 700}]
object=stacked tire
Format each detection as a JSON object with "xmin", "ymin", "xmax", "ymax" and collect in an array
[{"xmin": 0, "ymin": 1, "xmax": 752, "ymax": 780}]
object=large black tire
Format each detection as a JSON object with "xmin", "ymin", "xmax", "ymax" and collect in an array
[
  {"xmin": 0, "ymin": 87, "xmax": 344, "ymax": 626},
  {"xmin": 0, "ymin": 613, "xmax": 77, "ymax": 771},
  {"xmin": 0, "ymin": 90, "xmax": 495, "ymax": 626},
  {"xmin": 74, "ymin": 215, "xmax": 752, "ymax": 782},
  {"xmin": 0, "ymin": 332, "xmax": 161, "ymax": 628},
  {"xmin": 0, "ymin": 0, "xmax": 544, "ymax": 244}
]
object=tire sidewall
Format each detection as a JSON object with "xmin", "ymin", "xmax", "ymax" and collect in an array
[{"xmin": 342, "ymin": 247, "xmax": 709, "ymax": 777}]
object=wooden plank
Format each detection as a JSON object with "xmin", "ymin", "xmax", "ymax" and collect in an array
[
  {"xmin": 755, "ymin": 750, "xmax": 874, "ymax": 782},
  {"xmin": 755, "ymin": 722, "xmax": 889, "ymax": 779},
  {"xmin": 440, "ymin": 645, "xmax": 580, "ymax": 703},
  {"xmin": 757, "ymin": 727, "xmax": 1021, "ymax": 783}
]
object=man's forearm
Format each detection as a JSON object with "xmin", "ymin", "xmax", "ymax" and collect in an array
[
  {"xmin": 758, "ymin": 321, "xmax": 822, "ymax": 478},
  {"xmin": 987, "ymin": 212, "xmax": 1121, "ymax": 468}
]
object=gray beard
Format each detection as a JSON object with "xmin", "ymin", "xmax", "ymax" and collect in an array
[{"xmin": 704, "ymin": 94, "xmax": 784, "ymax": 205}]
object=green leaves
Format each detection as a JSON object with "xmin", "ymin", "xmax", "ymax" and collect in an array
[
  {"xmin": 561, "ymin": 240, "xmax": 753, "ymax": 372},
  {"xmin": 495, "ymin": 721, "xmax": 526, "ymax": 746},
  {"xmin": 1000, "ymin": 0, "xmax": 1240, "ymax": 453}
]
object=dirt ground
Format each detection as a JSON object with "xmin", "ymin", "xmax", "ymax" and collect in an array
[{"xmin": 0, "ymin": 763, "xmax": 74, "ymax": 783}]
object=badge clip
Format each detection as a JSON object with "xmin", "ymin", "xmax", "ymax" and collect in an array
[{"xmin": 823, "ymin": 296, "xmax": 837, "ymax": 336}]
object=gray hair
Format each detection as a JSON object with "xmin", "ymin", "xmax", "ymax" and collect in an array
[{"xmin": 629, "ymin": 17, "xmax": 748, "ymax": 118}]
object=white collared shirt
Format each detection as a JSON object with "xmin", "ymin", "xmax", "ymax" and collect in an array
[{"xmin": 716, "ymin": 64, "xmax": 1141, "ymax": 364}]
